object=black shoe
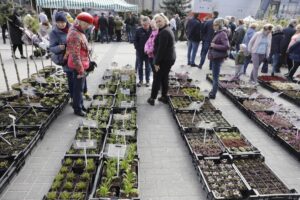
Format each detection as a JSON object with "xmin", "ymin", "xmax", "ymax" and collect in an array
[
  {"xmin": 145, "ymin": 81, "xmax": 150, "ymax": 87},
  {"xmin": 21, "ymin": 56, "xmax": 26, "ymax": 59},
  {"xmin": 147, "ymin": 98, "xmax": 155, "ymax": 106},
  {"xmin": 198, "ymin": 64, "xmax": 202, "ymax": 69},
  {"xmin": 74, "ymin": 110, "xmax": 86, "ymax": 117},
  {"xmin": 12, "ymin": 55, "xmax": 19, "ymax": 59},
  {"xmin": 191, "ymin": 64, "xmax": 197, "ymax": 67},
  {"xmin": 286, "ymin": 76, "xmax": 294, "ymax": 82},
  {"xmin": 82, "ymin": 106, "xmax": 87, "ymax": 112},
  {"xmin": 271, "ymin": 72, "xmax": 274, "ymax": 76},
  {"xmin": 208, "ymin": 92, "xmax": 216, "ymax": 99},
  {"xmin": 137, "ymin": 82, "xmax": 143, "ymax": 87},
  {"xmin": 158, "ymin": 96, "xmax": 168, "ymax": 104}
]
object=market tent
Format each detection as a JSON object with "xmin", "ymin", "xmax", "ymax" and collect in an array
[{"xmin": 36, "ymin": 0, "xmax": 138, "ymax": 12}]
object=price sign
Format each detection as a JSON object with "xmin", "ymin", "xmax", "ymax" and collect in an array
[
  {"xmin": 73, "ymin": 139, "xmax": 97, "ymax": 149},
  {"xmin": 121, "ymin": 75, "xmax": 130, "ymax": 82},
  {"xmin": 120, "ymin": 88, "xmax": 130, "ymax": 95},
  {"xmin": 187, "ymin": 101, "xmax": 204, "ymax": 111},
  {"xmin": 120, "ymin": 101, "xmax": 134, "ymax": 108},
  {"xmin": 81, "ymin": 119, "xmax": 98, "ymax": 128},
  {"xmin": 196, "ymin": 121, "xmax": 216, "ymax": 129},
  {"xmin": 114, "ymin": 129, "xmax": 135, "ymax": 137},
  {"xmin": 21, "ymin": 86, "xmax": 36, "ymax": 97},
  {"xmin": 106, "ymin": 144, "xmax": 127, "ymax": 159},
  {"xmin": 114, "ymin": 113, "xmax": 131, "ymax": 121},
  {"xmin": 92, "ymin": 99, "xmax": 108, "ymax": 107}
]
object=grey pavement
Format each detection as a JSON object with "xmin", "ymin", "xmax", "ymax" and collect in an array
[{"xmin": 0, "ymin": 39, "xmax": 300, "ymax": 200}]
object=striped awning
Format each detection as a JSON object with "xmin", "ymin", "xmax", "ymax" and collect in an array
[{"xmin": 36, "ymin": 0, "xmax": 138, "ymax": 12}]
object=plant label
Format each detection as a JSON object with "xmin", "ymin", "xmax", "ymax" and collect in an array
[
  {"xmin": 21, "ymin": 86, "xmax": 36, "ymax": 97},
  {"xmin": 114, "ymin": 113, "xmax": 131, "ymax": 121},
  {"xmin": 0, "ymin": 132, "xmax": 12, "ymax": 146},
  {"xmin": 249, "ymin": 92, "xmax": 260, "ymax": 100},
  {"xmin": 8, "ymin": 114, "xmax": 16, "ymax": 121},
  {"xmin": 120, "ymin": 88, "xmax": 130, "ymax": 95},
  {"xmin": 114, "ymin": 129, "xmax": 135, "ymax": 137},
  {"xmin": 97, "ymin": 88, "xmax": 109, "ymax": 95},
  {"xmin": 35, "ymin": 76, "xmax": 47, "ymax": 84},
  {"xmin": 29, "ymin": 103, "xmax": 42, "ymax": 107},
  {"xmin": 81, "ymin": 119, "xmax": 98, "ymax": 128},
  {"xmin": 92, "ymin": 99, "xmax": 108, "ymax": 107},
  {"xmin": 106, "ymin": 144, "xmax": 127, "ymax": 159},
  {"xmin": 120, "ymin": 101, "xmax": 134, "ymax": 108},
  {"xmin": 196, "ymin": 121, "xmax": 216, "ymax": 130},
  {"xmin": 187, "ymin": 102, "xmax": 204, "ymax": 111},
  {"xmin": 121, "ymin": 75, "xmax": 130, "ymax": 81},
  {"xmin": 73, "ymin": 139, "xmax": 97, "ymax": 149},
  {"xmin": 6, "ymin": 104, "xmax": 17, "ymax": 114}
]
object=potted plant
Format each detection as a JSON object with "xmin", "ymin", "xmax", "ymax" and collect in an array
[{"xmin": 73, "ymin": 158, "xmax": 85, "ymax": 174}]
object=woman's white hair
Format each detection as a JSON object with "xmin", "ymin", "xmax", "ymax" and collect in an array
[{"xmin": 153, "ymin": 13, "xmax": 170, "ymax": 25}]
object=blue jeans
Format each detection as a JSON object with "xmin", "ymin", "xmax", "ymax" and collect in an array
[
  {"xmin": 243, "ymin": 55, "xmax": 251, "ymax": 74},
  {"xmin": 72, "ymin": 71, "xmax": 85, "ymax": 112},
  {"xmin": 138, "ymin": 54, "xmax": 151, "ymax": 82},
  {"xmin": 199, "ymin": 41, "xmax": 211, "ymax": 67},
  {"xmin": 211, "ymin": 59, "xmax": 223, "ymax": 96},
  {"xmin": 126, "ymin": 27, "xmax": 132, "ymax": 42},
  {"xmin": 272, "ymin": 53, "xmax": 281, "ymax": 73},
  {"xmin": 100, "ymin": 28, "xmax": 108, "ymax": 42},
  {"xmin": 187, "ymin": 40, "xmax": 199, "ymax": 65}
]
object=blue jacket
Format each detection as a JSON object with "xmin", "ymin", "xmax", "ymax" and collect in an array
[
  {"xmin": 49, "ymin": 24, "xmax": 70, "ymax": 66},
  {"xmin": 271, "ymin": 31, "xmax": 284, "ymax": 55},
  {"xmin": 201, "ymin": 19, "xmax": 215, "ymax": 42},
  {"xmin": 281, "ymin": 25, "xmax": 296, "ymax": 53},
  {"xmin": 288, "ymin": 40, "xmax": 300, "ymax": 62},
  {"xmin": 186, "ymin": 17, "xmax": 202, "ymax": 42},
  {"xmin": 242, "ymin": 28, "xmax": 256, "ymax": 47},
  {"xmin": 134, "ymin": 27, "xmax": 151, "ymax": 57}
]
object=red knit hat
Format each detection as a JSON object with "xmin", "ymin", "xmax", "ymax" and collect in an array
[{"xmin": 77, "ymin": 12, "xmax": 94, "ymax": 24}]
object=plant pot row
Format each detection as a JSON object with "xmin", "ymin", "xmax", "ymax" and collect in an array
[
  {"xmin": 257, "ymin": 75, "xmax": 300, "ymax": 106},
  {"xmin": 206, "ymin": 74, "xmax": 300, "ymax": 161},
  {"xmin": 0, "ymin": 66, "xmax": 70, "ymax": 194},
  {"xmin": 44, "ymin": 66, "xmax": 140, "ymax": 200},
  {"xmin": 165, "ymin": 74, "xmax": 300, "ymax": 200}
]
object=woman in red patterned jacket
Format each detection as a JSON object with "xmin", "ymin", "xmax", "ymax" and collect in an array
[{"xmin": 66, "ymin": 12, "xmax": 93, "ymax": 117}]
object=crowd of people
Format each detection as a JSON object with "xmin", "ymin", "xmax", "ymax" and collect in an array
[{"xmin": 1, "ymin": 8, "xmax": 300, "ymax": 112}]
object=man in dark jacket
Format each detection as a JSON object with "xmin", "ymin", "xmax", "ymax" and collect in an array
[
  {"xmin": 231, "ymin": 19, "xmax": 246, "ymax": 52},
  {"xmin": 186, "ymin": 13, "xmax": 202, "ymax": 66},
  {"xmin": 98, "ymin": 13, "xmax": 109, "ymax": 43},
  {"xmin": 281, "ymin": 19, "xmax": 297, "ymax": 70},
  {"xmin": 270, "ymin": 25, "xmax": 284, "ymax": 75},
  {"xmin": 108, "ymin": 14, "xmax": 115, "ymax": 42},
  {"xmin": 134, "ymin": 16, "xmax": 152, "ymax": 87},
  {"xmin": 199, "ymin": 11, "xmax": 219, "ymax": 69},
  {"xmin": 228, "ymin": 16, "xmax": 236, "ymax": 37}
]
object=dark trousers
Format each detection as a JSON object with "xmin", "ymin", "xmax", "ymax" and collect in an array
[
  {"xmin": 287, "ymin": 61, "xmax": 300, "ymax": 78},
  {"xmin": 84, "ymin": 79, "xmax": 88, "ymax": 94},
  {"xmin": 287, "ymin": 56, "xmax": 293, "ymax": 71},
  {"xmin": 2, "ymin": 25, "xmax": 6, "ymax": 44},
  {"xmin": 211, "ymin": 59, "xmax": 223, "ymax": 96},
  {"xmin": 116, "ymin": 30, "xmax": 121, "ymax": 41},
  {"xmin": 151, "ymin": 65, "xmax": 172, "ymax": 99},
  {"xmin": 137, "ymin": 54, "xmax": 151, "ymax": 83},
  {"xmin": 94, "ymin": 29, "xmax": 99, "ymax": 41},
  {"xmin": 13, "ymin": 44, "xmax": 23, "ymax": 56},
  {"xmin": 199, "ymin": 41, "xmax": 211, "ymax": 67},
  {"xmin": 72, "ymin": 71, "xmax": 85, "ymax": 112},
  {"xmin": 100, "ymin": 28, "xmax": 108, "ymax": 43},
  {"xmin": 243, "ymin": 55, "xmax": 252, "ymax": 74},
  {"xmin": 272, "ymin": 53, "xmax": 281, "ymax": 73}
]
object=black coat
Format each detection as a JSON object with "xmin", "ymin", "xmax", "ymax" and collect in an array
[
  {"xmin": 154, "ymin": 25, "xmax": 176, "ymax": 67},
  {"xmin": 271, "ymin": 32, "xmax": 284, "ymax": 55},
  {"xmin": 134, "ymin": 27, "xmax": 151, "ymax": 57},
  {"xmin": 99, "ymin": 16, "xmax": 108, "ymax": 30},
  {"xmin": 108, "ymin": 16, "xmax": 115, "ymax": 34},
  {"xmin": 231, "ymin": 26, "xmax": 246, "ymax": 46},
  {"xmin": 186, "ymin": 17, "xmax": 202, "ymax": 42},
  {"xmin": 202, "ymin": 18, "xmax": 215, "ymax": 42},
  {"xmin": 8, "ymin": 13, "xmax": 23, "ymax": 45},
  {"xmin": 280, "ymin": 25, "xmax": 296, "ymax": 53}
]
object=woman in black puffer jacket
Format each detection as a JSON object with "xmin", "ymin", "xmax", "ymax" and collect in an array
[{"xmin": 147, "ymin": 13, "xmax": 176, "ymax": 106}]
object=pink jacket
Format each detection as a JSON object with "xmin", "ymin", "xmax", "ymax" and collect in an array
[
  {"xmin": 144, "ymin": 30, "xmax": 159, "ymax": 58},
  {"xmin": 248, "ymin": 31, "xmax": 272, "ymax": 57},
  {"xmin": 66, "ymin": 25, "xmax": 90, "ymax": 75}
]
